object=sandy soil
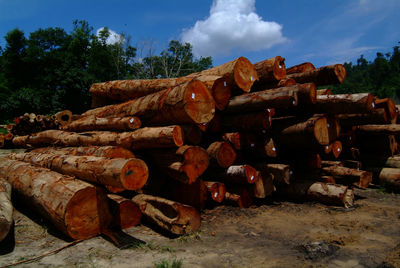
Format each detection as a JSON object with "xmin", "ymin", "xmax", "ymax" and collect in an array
[{"xmin": 0, "ymin": 187, "xmax": 399, "ymax": 268}]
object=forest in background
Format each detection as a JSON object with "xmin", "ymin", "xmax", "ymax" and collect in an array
[{"xmin": 0, "ymin": 20, "xmax": 399, "ymax": 123}]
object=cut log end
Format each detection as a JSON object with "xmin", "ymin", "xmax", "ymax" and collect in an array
[
  {"xmin": 273, "ymin": 56, "xmax": 287, "ymax": 80},
  {"xmin": 212, "ymin": 77, "xmax": 231, "ymax": 110},
  {"xmin": 314, "ymin": 117, "xmax": 330, "ymax": 145},
  {"xmin": 55, "ymin": 110, "xmax": 73, "ymax": 126},
  {"xmin": 103, "ymin": 147, "xmax": 135, "ymax": 159},
  {"xmin": 204, "ymin": 182, "xmax": 226, "ymax": 203},
  {"xmin": 184, "ymin": 79, "xmax": 216, "ymax": 124},
  {"xmin": 234, "ymin": 57, "xmax": 259, "ymax": 92},
  {"xmin": 173, "ymin": 126, "xmax": 185, "ymax": 147},
  {"xmin": 108, "ymin": 194, "xmax": 142, "ymax": 229},
  {"xmin": 121, "ymin": 158, "xmax": 149, "ymax": 190},
  {"xmin": 207, "ymin": 141, "xmax": 236, "ymax": 168},
  {"xmin": 180, "ymin": 146, "xmax": 209, "ymax": 184},
  {"xmin": 334, "ymin": 64, "xmax": 347, "ymax": 84}
]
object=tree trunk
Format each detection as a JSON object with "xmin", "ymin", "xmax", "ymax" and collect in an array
[
  {"xmin": 83, "ymin": 79, "xmax": 215, "ymax": 125},
  {"xmin": 146, "ymin": 146, "xmax": 209, "ymax": 184},
  {"xmin": 0, "ymin": 178, "xmax": 12, "ymax": 242},
  {"xmin": 252, "ymin": 56, "xmax": 286, "ymax": 86},
  {"xmin": 224, "ymin": 85, "xmax": 299, "ymax": 114},
  {"xmin": 203, "ymin": 181, "xmax": 226, "ymax": 203},
  {"xmin": 206, "ymin": 141, "xmax": 237, "ymax": 168},
  {"xmin": 63, "ymin": 116, "xmax": 141, "ymax": 132},
  {"xmin": 107, "ymin": 194, "xmax": 142, "ymax": 229},
  {"xmin": 31, "ymin": 146, "xmax": 135, "ymax": 159},
  {"xmin": 287, "ymin": 64, "xmax": 346, "ymax": 86},
  {"xmin": 314, "ymin": 93, "xmax": 374, "ymax": 114},
  {"xmin": 187, "ymin": 56, "xmax": 258, "ymax": 93},
  {"xmin": 0, "ymin": 158, "xmax": 112, "ymax": 240},
  {"xmin": 286, "ymin": 62, "xmax": 316, "ymax": 75},
  {"xmin": 13, "ymin": 126, "xmax": 184, "ymax": 150},
  {"xmin": 8, "ymin": 152, "xmax": 148, "ymax": 191},
  {"xmin": 322, "ymin": 166, "xmax": 372, "ymax": 189},
  {"xmin": 131, "ymin": 194, "xmax": 201, "ymax": 235}
]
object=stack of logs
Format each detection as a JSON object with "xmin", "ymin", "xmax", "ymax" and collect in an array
[{"xmin": 1, "ymin": 55, "xmax": 400, "ymax": 243}]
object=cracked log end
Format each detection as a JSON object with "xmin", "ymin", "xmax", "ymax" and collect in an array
[
  {"xmin": 121, "ymin": 158, "xmax": 149, "ymax": 190},
  {"xmin": 234, "ymin": 57, "xmax": 259, "ymax": 92},
  {"xmin": 184, "ymin": 79, "xmax": 215, "ymax": 124}
]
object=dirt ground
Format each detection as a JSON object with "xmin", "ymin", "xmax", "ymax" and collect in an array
[{"xmin": 0, "ymin": 186, "xmax": 399, "ymax": 268}]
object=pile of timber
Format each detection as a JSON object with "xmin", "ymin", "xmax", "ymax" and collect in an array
[{"xmin": 2, "ymin": 55, "xmax": 400, "ymax": 243}]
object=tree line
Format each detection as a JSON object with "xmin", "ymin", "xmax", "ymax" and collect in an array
[
  {"xmin": 0, "ymin": 20, "xmax": 212, "ymax": 122},
  {"xmin": 331, "ymin": 43, "xmax": 400, "ymax": 102}
]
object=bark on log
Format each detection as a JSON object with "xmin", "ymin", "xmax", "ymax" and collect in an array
[
  {"xmin": 0, "ymin": 159, "xmax": 111, "ymax": 240},
  {"xmin": 31, "ymin": 146, "xmax": 135, "ymax": 159},
  {"xmin": 356, "ymin": 124, "xmax": 400, "ymax": 135},
  {"xmin": 206, "ymin": 141, "xmax": 236, "ymax": 168},
  {"xmin": 224, "ymin": 165, "xmax": 259, "ymax": 184},
  {"xmin": 0, "ymin": 178, "xmax": 12, "ymax": 242},
  {"xmin": 375, "ymin": 98, "xmax": 397, "ymax": 121},
  {"xmin": 316, "ymin": 89, "xmax": 332, "ymax": 96},
  {"xmin": 63, "ymin": 116, "xmax": 141, "ymax": 132},
  {"xmin": 252, "ymin": 56, "xmax": 286, "ymax": 87},
  {"xmin": 107, "ymin": 194, "xmax": 142, "ymax": 229},
  {"xmin": 83, "ymin": 79, "xmax": 215, "ymax": 125},
  {"xmin": 376, "ymin": 167, "xmax": 400, "ymax": 192},
  {"xmin": 252, "ymin": 167, "xmax": 275, "ymax": 197},
  {"xmin": 314, "ymin": 93, "xmax": 375, "ymax": 114},
  {"xmin": 203, "ymin": 181, "xmax": 226, "ymax": 203},
  {"xmin": 337, "ymin": 109, "xmax": 390, "ymax": 128},
  {"xmin": 146, "ymin": 146, "xmax": 209, "ymax": 184},
  {"xmin": 8, "ymin": 152, "xmax": 148, "ymax": 190},
  {"xmin": 55, "ymin": 110, "xmax": 73, "ymax": 126},
  {"xmin": 219, "ymin": 109, "xmax": 274, "ymax": 131},
  {"xmin": 322, "ymin": 166, "xmax": 372, "ymax": 189},
  {"xmin": 187, "ymin": 57, "xmax": 258, "ymax": 93},
  {"xmin": 287, "ymin": 64, "xmax": 346, "ymax": 86},
  {"xmin": 224, "ymin": 85, "xmax": 299, "ymax": 114},
  {"xmin": 261, "ymin": 163, "xmax": 291, "ymax": 185},
  {"xmin": 321, "ymin": 160, "xmax": 343, "ymax": 167},
  {"xmin": 286, "ymin": 62, "xmax": 316, "ymax": 75},
  {"xmin": 13, "ymin": 126, "xmax": 184, "ymax": 150},
  {"xmin": 131, "ymin": 194, "xmax": 201, "ymax": 235}
]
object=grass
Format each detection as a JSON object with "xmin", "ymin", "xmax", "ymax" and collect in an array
[
  {"xmin": 128, "ymin": 241, "xmax": 175, "ymax": 253},
  {"xmin": 153, "ymin": 258, "xmax": 183, "ymax": 268},
  {"xmin": 177, "ymin": 231, "xmax": 201, "ymax": 243}
]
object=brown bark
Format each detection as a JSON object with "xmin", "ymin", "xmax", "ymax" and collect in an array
[
  {"xmin": 252, "ymin": 167, "xmax": 275, "ymax": 197},
  {"xmin": 131, "ymin": 194, "xmax": 201, "ymax": 235},
  {"xmin": 314, "ymin": 93, "xmax": 374, "ymax": 114},
  {"xmin": 31, "ymin": 146, "xmax": 135, "ymax": 159},
  {"xmin": 253, "ymin": 56, "xmax": 286, "ymax": 85},
  {"xmin": 8, "ymin": 152, "xmax": 148, "ymax": 191},
  {"xmin": 187, "ymin": 57, "xmax": 258, "ymax": 93},
  {"xmin": 286, "ymin": 62, "xmax": 316, "ymax": 75},
  {"xmin": 147, "ymin": 146, "xmax": 209, "ymax": 184},
  {"xmin": 13, "ymin": 126, "xmax": 184, "ymax": 150},
  {"xmin": 224, "ymin": 85, "xmax": 300, "ymax": 114},
  {"xmin": 107, "ymin": 194, "xmax": 142, "ymax": 229},
  {"xmin": 203, "ymin": 181, "xmax": 226, "ymax": 203},
  {"xmin": 83, "ymin": 79, "xmax": 215, "ymax": 125},
  {"xmin": 220, "ymin": 109, "xmax": 274, "ymax": 131},
  {"xmin": 337, "ymin": 109, "xmax": 390, "ymax": 128},
  {"xmin": 0, "ymin": 158, "xmax": 112, "ymax": 240},
  {"xmin": 375, "ymin": 98, "xmax": 397, "ymax": 121},
  {"xmin": 321, "ymin": 160, "xmax": 343, "ymax": 167},
  {"xmin": 224, "ymin": 164, "xmax": 259, "ymax": 184},
  {"xmin": 322, "ymin": 166, "xmax": 372, "ymax": 189},
  {"xmin": 224, "ymin": 189, "xmax": 253, "ymax": 208},
  {"xmin": 63, "ymin": 116, "xmax": 141, "ymax": 132},
  {"xmin": 207, "ymin": 141, "xmax": 237, "ymax": 168},
  {"xmin": 163, "ymin": 179, "xmax": 208, "ymax": 211},
  {"xmin": 261, "ymin": 163, "xmax": 291, "ymax": 185},
  {"xmin": 316, "ymin": 89, "xmax": 332, "ymax": 96},
  {"xmin": 273, "ymin": 115, "xmax": 330, "ymax": 147},
  {"xmin": 356, "ymin": 124, "xmax": 400, "ymax": 135},
  {"xmin": 287, "ymin": 64, "xmax": 346, "ymax": 86},
  {"xmin": 0, "ymin": 178, "xmax": 12, "ymax": 242}
]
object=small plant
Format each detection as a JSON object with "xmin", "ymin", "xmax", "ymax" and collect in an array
[{"xmin": 153, "ymin": 258, "xmax": 183, "ymax": 268}]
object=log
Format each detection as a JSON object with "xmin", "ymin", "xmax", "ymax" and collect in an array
[
  {"xmin": 163, "ymin": 179, "xmax": 208, "ymax": 211},
  {"xmin": 13, "ymin": 126, "xmax": 184, "ymax": 150},
  {"xmin": 376, "ymin": 167, "xmax": 400, "ymax": 192},
  {"xmin": 252, "ymin": 56, "xmax": 286, "ymax": 86},
  {"xmin": 316, "ymin": 89, "xmax": 332, "ymax": 96},
  {"xmin": 286, "ymin": 62, "xmax": 316, "ymax": 75},
  {"xmin": 361, "ymin": 155, "xmax": 400, "ymax": 169},
  {"xmin": 187, "ymin": 56, "xmax": 258, "ymax": 93},
  {"xmin": 224, "ymin": 85, "xmax": 299, "ymax": 114},
  {"xmin": 314, "ymin": 93, "xmax": 374, "ymax": 114},
  {"xmin": 322, "ymin": 166, "xmax": 372, "ymax": 189},
  {"xmin": 196, "ymin": 75, "xmax": 231, "ymax": 110},
  {"xmin": 83, "ymin": 79, "xmax": 215, "ymax": 125},
  {"xmin": 206, "ymin": 141, "xmax": 236, "ymax": 168},
  {"xmin": 220, "ymin": 109, "xmax": 274, "ymax": 132},
  {"xmin": 180, "ymin": 125, "xmax": 203, "ymax": 145},
  {"xmin": 146, "ymin": 146, "xmax": 209, "ymax": 184},
  {"xmin": 224, "ymin": 189, "xmax": 253, "ymax": 208},
  {"xmin": 261, "ymin": 163, "xmax": 291, "ymax": 185},
  {"xmin": 0, "ymin": 159, "xmax": 111, "ymax": 240},
  {"xmin": 8, "ymin": 152, "xmax": 148, "ymax": 191},
  {"xmin": 287, "ymin": 153, "xmax": 322, "ymax": 170},
  {"xmin": 357, "ymin": 134, "xmax": 397, "ymax": 157},
  {"xmin": 63, "ymin": 116, "xmax": 141, "ymax": 132},
  {"xmin": 252, "ymin": 168, "xmax": 275, "ymax": 198},
  {"xmin": 343, "ymin": 160, "xmax": 362, "ymax": 170},
  {"xmin": 356, "ymin": 124, "xmax": 400, "ymax": 135},
  {"xmin": 131, "ymin": 194, "xmax": 201, "ymax": 235},
  {"xmin": 258, "ymin": 78, "xmax": 296, "ymax": 90},
  {"xmin": 337, "ymin": 109, "xmax": 390, "ymax": 128},
  {"xmin": 321, "ymin": 160, "xmax": 343, "ymax": 167},
  {"xmin": 31, "ymin": 146, "xmax": 135, "ymax": 159},
  {"xmin": 203, "ymin": 181, "xmax": 226, "ymax": 203},
  {"xmin": 55, "ymin": 110, "xmax": 73, "ymax": 126},
  {"xmin": 273, "ymin": 115, "xmax": 330, "ymax": 147},
  {"xmin": 287, "ymin": 64, "xmax": 346, "ymax": 86},
  {"xmin": 375, "ymin": 98, "xmax": 397, "ymax": 121},
  {"xmin": 107, "ymin": 194, "xmax": 142, "ymax": 229},
  {"xmin": 0, "ymin": 178, "xmax": 12, "ymax": 242},
  {"xmin": 224, "ymin": 164, "xmax": 259, "ymax": 184}
]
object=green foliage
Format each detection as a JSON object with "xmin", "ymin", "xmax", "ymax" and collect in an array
[
  {"xmin": 331, "ymin": 43, "xmax": 400, "ymax": 102},
  {"xmin": 153, "ymin": 258, "xmax": 183, "ymax": 268},
  {"xmin": 0, "ymin": 21, "xmax": 211, "ymax": 123}
]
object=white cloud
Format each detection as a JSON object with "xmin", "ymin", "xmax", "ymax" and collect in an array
[
  {"xmin": 181, "ymin": 0, "xmax": 287, "ymax": 57},
  {"xmin": 96, "ymin": 27, "xmax": 123, "ymax": 45}
]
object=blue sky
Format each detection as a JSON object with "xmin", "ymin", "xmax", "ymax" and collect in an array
[{"xmin": 0, "ymin": 0, "xmax": 399, "ymax": 68}]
